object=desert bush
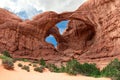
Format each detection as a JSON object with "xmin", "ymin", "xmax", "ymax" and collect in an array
[
  {"xmin": 34, "ymin": 66, "xmax": 45, "ymax": 73},
  {"xmin": 65, "ymin": 59, "xmax": 80, "ymax": 75},
  {"xmin": 77, "ymin": 63, "xmax": 100, "ymax": 77},
  {"xmin": 21, "ymin": 65, "xmax": 30, "ymax": 72},
  {"xmin": 101, "ymin": 59, "xmax": 120, "ymax": 80},
  {"xmin": 18, "ymin": 63, "xmax": 23, "ymax": 67},
  {"xmin": 59, "ymin": 59, "xmax": 100, "ymax": 76},
  {"xmin": 2, "ymin": 59, "xmax": 14, "ymax": 70},
  {"xmin": 45, "ymin": 59, "xmax": 100, "ymax": 76},
  {"xmin": 1, "ymin": 51, "xmax": 11, "ymax": 58},
  {"xmin": 0, "ymin": 55, "xmax": 12, "ymax": 60},
  {"xmin": 59, "ymin": 65, "xmax": 66, "ymax": 72},
  {"xmin": 39, "ymin": 58, "xmax": 46, "ymax": 67},
  {"xmin": 46, "ymin": 64, "xmax": 60, "ymax": 72},
  {"xmin": 28, "ymin": 64, "xmax": 32, "ymax": 66}
]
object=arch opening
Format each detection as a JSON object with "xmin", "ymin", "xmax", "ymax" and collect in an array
[
  {"xmin": 56, "ymin": 20, "xmax": 69, "ymax": 35},
  {"xmin": 45, "ymin": 20, "xmax": 69, "ymax": 47},
  {"xmin": 45, "ymin": 35, "xmax": 58, "ymax": 47}
]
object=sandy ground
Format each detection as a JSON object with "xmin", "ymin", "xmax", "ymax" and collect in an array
[{"xmin": 0, "ymin": 59, "xmax": 111, "ymax": 80}]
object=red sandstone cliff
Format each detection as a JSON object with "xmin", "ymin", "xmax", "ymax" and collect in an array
[{"xmin": 0, "ymin": 0, "xmax": 120, "ymax": 66}]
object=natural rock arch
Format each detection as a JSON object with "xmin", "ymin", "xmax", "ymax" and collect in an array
[
  {"xmin": 0, "ymin": 0, "xmax": 120, "ymax": 67},
  {"xmin": 45, "ymin": 35, "xmax": 57, "ymax": 47},
  {"xmin": 59, "ymin": 20, "xmax": 96, "ymax": 51}
]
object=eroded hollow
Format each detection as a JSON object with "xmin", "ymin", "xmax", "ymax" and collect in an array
[
  {"xmin": 56, "ymin": 20, "xmax": 96, "ymax": 50},
  {"xmin": 81, "ymin": 23, "xmax": 96, "ymax": 48},
  {"xmin": 81, "ymin": 24, "xmax": 95, "ymax": 42}
]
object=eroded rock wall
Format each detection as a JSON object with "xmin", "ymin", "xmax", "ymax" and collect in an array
[
  {"xmin": 0, "ymin": 9, "xmax": 73, "ymax": 62},
  {"xmin": 58, "ymin": 0, "xmax": 120, "ymax": 65},
  {"xmin": 0, "ymin": 0, "xmax": 120, "ymax": 67}
]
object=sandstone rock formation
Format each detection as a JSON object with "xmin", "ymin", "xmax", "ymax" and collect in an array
[
  {"xmin": 59, "ymin": 0, "xmax": 120, "ymax": 65},
  {"xmin": 0, "ymin": 9, "xmax": 73, "ymax": 61},
  {"xmin": 0, "ymin": 0, "xmax": 120, "ymax": 67}
]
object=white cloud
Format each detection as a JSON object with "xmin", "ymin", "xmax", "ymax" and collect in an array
[
  {"xmin": 0, "ymin": 0, "xmax": 86, "ymax": 19},
  {"xmin": 0, "ymin": 0, "xmax": 86, "ymax": 13}
]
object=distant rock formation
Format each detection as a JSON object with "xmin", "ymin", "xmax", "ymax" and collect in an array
[{"xmin": 0, "ymin": 0, "xmax": 120, "ymax": 66}]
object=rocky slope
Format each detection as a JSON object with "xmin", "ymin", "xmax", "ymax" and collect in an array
[{"xmin": 0, "ymin": 0, "xmax": 119, "ymax": 66}]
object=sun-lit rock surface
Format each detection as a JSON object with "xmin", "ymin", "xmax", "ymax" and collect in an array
[{"xmin": 0, "ymin": 0, "xmax": 120, "ymax": 67}]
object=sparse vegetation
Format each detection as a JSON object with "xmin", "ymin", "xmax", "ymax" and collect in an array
[
  {"xmin": 39, "ymin": 59, "xmax": 120, "ymax": 80},
  {"xmin": 0, "ymin": 51, "xmax": 14, "ymax": 62},
  {"xmin": 0, "ymin": 55, "xmax": 13, "ymax": 61},
  {"xmin": 101, "ymin": 59, "xmax": 120, "ymax": 80},
  {"xmin": 1, "ymin": 51, "xmax": 11, "ymax": 58},
  {"xmin": 2, "ymin": 59, "xmax": 14, "ymax": 70},
  {"xmin": 76, "ymin": 63, "xmax": 100, "ymax": 77},
  {"xmin": 34, "ymin": 66, "xmax": 45, "ymax": 73},
  {"xmin": 18, "ymin": 63, "xmax": 23, "ymax": 67},
  {"xmin": 21, "ymin": 65, "xmax": 30, "ymax": 72},
  {"xmin": 63, "ymin": 59, "xmax": 80, "ymax": 75},
  {"xmin": 0, "ymin": 52, "xmax": 14, "ymax": 70},
  {"xmin": 1, "ymin": 50, "xmax": 120, "ymax": 80},
  {"xmin": 46, "ymin": 63, "xmax": 60, "ymax": 72},
  {"xmin": 58, "ymin": 59, "xmax": 120, "ymax": 79},
  {"xmin": 54, "ymin": 59, "xmax": 100, "ymax": 76},
  {"xmin": 39, "ymin": 58, "xmax": 46, "ymax": 67}
]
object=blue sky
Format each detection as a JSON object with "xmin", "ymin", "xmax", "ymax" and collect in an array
[
  {"xmin": 46, "ymin": 21, "xmax": 68, "ymax": 46},
  {"xmin": 0, "ymin": 0, "xmax": 86, "ymax": 46}
]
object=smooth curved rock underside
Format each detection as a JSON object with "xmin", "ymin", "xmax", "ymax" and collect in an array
[{"xmin": 0, "ymin": 0, "xmax": 120, "ymax": 67}]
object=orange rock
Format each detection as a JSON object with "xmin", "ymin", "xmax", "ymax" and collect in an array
[{"xmin": 0, "ymin": 0, "xmax": 120, "ymax": 66}]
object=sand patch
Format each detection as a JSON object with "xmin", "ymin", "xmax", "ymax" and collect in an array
[{"xmin": 0, "ymin": 59, "xmax": 110, "ymax": 80}]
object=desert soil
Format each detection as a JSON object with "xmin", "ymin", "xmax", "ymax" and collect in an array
[{"xmin": 0, "ymin": 59, "xmax": 110, "ymax": 80}]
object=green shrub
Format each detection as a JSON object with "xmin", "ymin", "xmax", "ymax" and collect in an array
[
  {"xmin": 0, "ymin": 53, "xmax": 15, "ymax": 70},
  {"xmin": 101, "ymin": 59, "xmax": 120, "ymax": 80},
  {"xmin": 45, "ymin": 59, "xmax": 100, "ymax": 76},
  {"xmin": 34, "ymin": 66, "xmax": 44, "ymax": 73},
  {"xmin": 2, "ymin": 59, "xmax": 14, "ymax": 70},
  {"xmin": 21, "ymin": 65, "xmax": 30, "ymax": 72},
  {"xmin": 60, "ymin": 59, "xmax": 100, "ymax": 76},
  {"xmin": 77, "ymin": 63, "xmax": 100, "ymax": 77},
  {"xmin": 39, "ymin": 58, "xmax": 46, "ymax": 67},
  {"xmin": 59, "ymin": 65, "xmax": 66, "ymax": 72},
  {"xmin": 18, "ymin": 63, "xmax": 23, "ymax": 67},
  {"xmin": 0, "ymin": 55, "xmax": 13, "ymax": 61},
  {"xmin": 1, "ymin": 51, "xmax": 11, "ymax": 58},
  {"xmin": 65, "ymin": 59, "xmax": 80, "ymax": 75},
  {"xmin": 46, "ymin": 64, "xmax": 60, "ymax": 72}
]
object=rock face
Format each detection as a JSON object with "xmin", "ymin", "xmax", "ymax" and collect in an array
[
  {"xmin": 63, "ymin": 0, "xmax": 120, "ymax": 59},
  {"xmin": 0, "ymin": 0, "xmax": 120, "ymax": 66},
  {"xmin": 0, "ymin": 9, "xmax": 73, "ymax": 61},
  {"xmin": 59, "ymin": 0, "xmax": 120, "ymax": 65}
]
